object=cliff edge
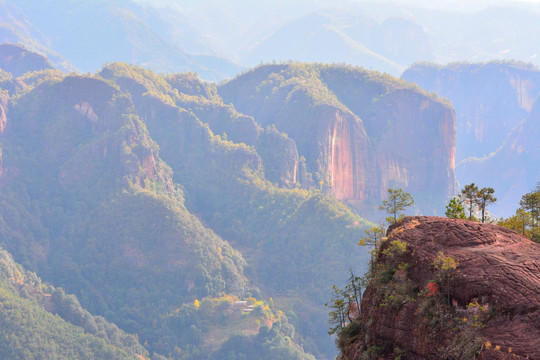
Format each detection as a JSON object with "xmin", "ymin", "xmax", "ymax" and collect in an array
[{"xmin": 340, "ymin": 216, "xmax": 540, "ymax": 360}]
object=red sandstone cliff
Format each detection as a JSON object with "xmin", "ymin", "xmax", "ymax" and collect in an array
[
  {"xmin": 219, "ymin": 64, "xmax": 456, "ymax": 214},
  {"xmin": 340, "ymin": 216, "xmax": 540, "ymax": 360},
  {"xmin": 0, "ymin": 92, "xmax": 7, "ymax": 178}
]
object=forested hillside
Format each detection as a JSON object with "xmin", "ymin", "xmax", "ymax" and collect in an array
[
  {"xmin": 0, "ymin": 50, "xmax": 426, "ymax": 357},
  {"xmin": 0, "ymin": 38, "xmax": 461, "ymax": 358},
  {"xmin": 0, "ymin": 246, "xmax": 149, "ymax": 359},
  {"xmin": 0, "ymin": 64, "xmax": 322, "ymax": 359}
]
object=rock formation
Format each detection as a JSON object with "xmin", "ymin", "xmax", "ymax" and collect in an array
[
  {"xmin": 340, "ymin": 216, "xmax": 540, "ymax": 360},
  {"xmin": 219, "ymin": 64, "xmax": 456, "ymax": 215}
]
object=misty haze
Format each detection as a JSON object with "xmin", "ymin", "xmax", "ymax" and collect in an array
[{"xmin": 0, "ymin": 0, "xmax": 538, "ymax": 359}]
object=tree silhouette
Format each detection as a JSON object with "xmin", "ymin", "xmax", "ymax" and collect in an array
[
  {"xmin": 520, "ymin": 184, "xmax": 540, "ymax": 226},
  {"xmin": 477, "ymin": 187, "xmax": 496, "ymax": 223},
  {"xmin": 378, "ymin": 188, "xmax": 414, "ymax": 223},
  {"xmin": 460, "ymin": 183, "xmax": 478, "ymax": 220}
]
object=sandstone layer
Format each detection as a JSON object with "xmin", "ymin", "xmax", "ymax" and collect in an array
[{"xmin": 342, "ymin": 216, "xmax": 540, "ymax": 360}]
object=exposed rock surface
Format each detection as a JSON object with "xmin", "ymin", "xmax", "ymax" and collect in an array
[
  {"xmin": 0, "ymin": 90, "xmax": 7, "ymax": 135},
  {"xmin": 342, "ymin": 216, "xmax": 540, "ymax": 360},
  {"xmin": 219, "ymin": 64, "xmax": 456, "ymax": 215}
]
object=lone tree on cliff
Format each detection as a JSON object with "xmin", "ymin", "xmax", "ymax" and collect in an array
[
  {"xmin": 477, "ymin": 187, "xmax": 496, "ymax": 223},
  {"xmin": 460, "ymin": 183, "xmax": 479, "ymax": 220},
  {"xmin": 379, "ymin": 188, "xmax": 414, "ymax": 223}
]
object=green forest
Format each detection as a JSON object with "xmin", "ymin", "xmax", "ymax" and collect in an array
[{"xmin": 0, "ymin": 61, "xmax": 380, "ymax": 359}]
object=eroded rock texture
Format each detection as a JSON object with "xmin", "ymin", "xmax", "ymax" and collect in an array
[{"xmin": 342, "ymin": 216, "xmax": 540, "ymax": 360}]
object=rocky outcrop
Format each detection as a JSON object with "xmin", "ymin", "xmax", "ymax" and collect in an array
[
  {"xmin": 341, "ymin": 216, "xmax": 540, "ymax": 360},
  {"xmin": 257, "ymin": 126, "xmax": 304, "ymax": 189}
]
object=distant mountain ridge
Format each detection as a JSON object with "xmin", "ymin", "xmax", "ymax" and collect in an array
[
  {"xmin": 0, "ymin": 43, "xmax": 53, "ymax": 77},
  {"xmin": 241, "ymin": 11, "xmax": 432, "ymax": 76},
  {"xmin": 0, "ymin": 0, "xmax": 242, "ymax": 80},
  {"xmin": 402, "ymin": 61, "xmax": 540, "ymax": 216}
]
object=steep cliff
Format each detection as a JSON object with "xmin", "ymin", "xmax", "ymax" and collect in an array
[
  {"xmin": 219, "ymin": 64, "xmax": 456, "ymax": 215},
  {"xmin": 457, "ymin": 93, "xmax": 540, "ymax": 215},
  {"xmin": 340, "ymin": 216, "xmax": 540, "ymax": 360}
]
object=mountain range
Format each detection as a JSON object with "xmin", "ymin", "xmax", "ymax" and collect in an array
[
  {"xmin": 0, "ymin": 0, "xmax": 539, "ymax": 358},
  {"xmin": 0, "ymin": 40, "xmax": 462, "ymax": 358},
  {"xmin": 5, "ymin": 0, "xmax": 540, "ymax": 80}
]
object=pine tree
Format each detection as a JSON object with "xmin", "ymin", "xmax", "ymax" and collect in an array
[
  {"xmin": 378, "ymin": 188, "xmax": 414, "ymax": 223},
  {"xmin": 520, "ymin": 184, "xmax": 540, "ymax": 226},
  {"xmin": 460, "ymin": 183, "xmax": 479, "ymax": 221},
  {"xmin": 445, "ymin": 197, "xmax": 466, "ymax": 219},
  {"xmin": 477, "ymin": 187, "xmax": 496, "ymax": 223}
]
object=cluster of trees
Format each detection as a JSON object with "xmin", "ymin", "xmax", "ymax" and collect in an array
[
  {"xmin": 445, "ymin": 183, "xmax": 497, "ymax": 223},
  {"xmin": 325, "ymin": 271, "xmax": 364, "ymax": 336},
  {"xmin": 498, "ymin": 183, "xmax": 540, "ymax": 243},
  {"xmin": 445, "ymin": 182, "xmax": 540, "ymax": 243}
]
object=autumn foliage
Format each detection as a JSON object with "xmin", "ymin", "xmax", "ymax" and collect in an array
[{"xmin": 425, "ymin": 282, "xmax": 439, "ymax": 297}]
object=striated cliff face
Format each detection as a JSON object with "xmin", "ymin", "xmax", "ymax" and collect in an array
[
  {"xmin": 220, "ymin": 64, "xmax": 456, "ymax": 215},
  {"xmin": 0, "ymin": 91, "xmax": 7, "ymax": 134},
  {"xmin": 341, "ymin": 216, "xmax": 540, "ymax": 360},
  {"xmin": 317, "ymin": 105, "xmax": 374, "ymax": 202}
]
